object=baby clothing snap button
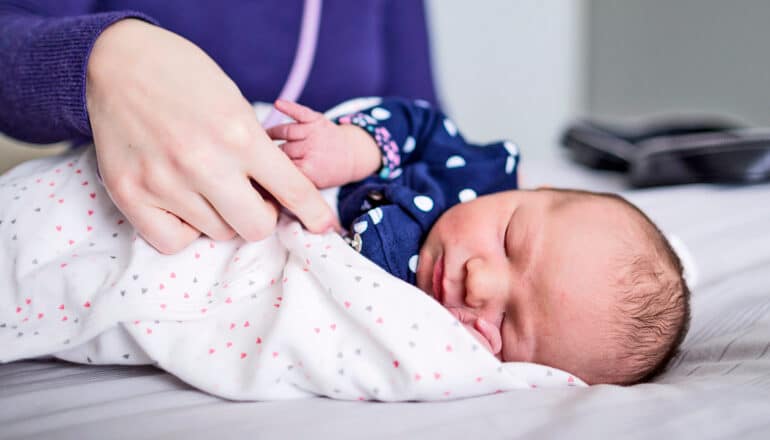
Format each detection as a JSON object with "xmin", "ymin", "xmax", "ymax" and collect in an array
[
  {"xmin": 343, "ymin": 233, "xmax": 363, "ymax": 253},
  {"xmin": 350, "ymin": 233, "xmax": 363, "ymax": 252},
  {"xmin": 366, "ymin": 190, "xmax": 386, "ymax": 205}
]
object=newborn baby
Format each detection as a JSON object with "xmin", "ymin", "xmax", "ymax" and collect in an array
[
  {"xmin": 268, "ymin": 98, "xmax": 691, "ymax": 385},
  {"xmin": 418, "ymin": 188, "xmax": 689, "ymax": 385}
]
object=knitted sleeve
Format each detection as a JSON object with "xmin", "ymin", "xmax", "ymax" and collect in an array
[{"xmin": 0, "ymin": 3, "xmax": 157, "ymax": 143}]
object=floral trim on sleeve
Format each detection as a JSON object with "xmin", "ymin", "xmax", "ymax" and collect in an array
[{"xmin": 337, "ymin": 112, "xmax": 401, "ymax": 179}]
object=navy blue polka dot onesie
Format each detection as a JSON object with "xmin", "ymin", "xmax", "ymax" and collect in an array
[{"xmin": 335, "ymin": 97, "xmax": 520, "ymax": 284}]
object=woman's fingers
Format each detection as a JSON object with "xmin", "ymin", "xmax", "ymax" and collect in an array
[
  {"xmin": 163, "ymin": 190, "xmax": 236, "ymax": 241},
  {"xmin": 248, "ymin": 136, "xmax": 339, "ymax": 233},
  {"xmin": 87, "ymin": 19, "xmax": 337, "ymax": 250},
  {"xmin": 202, "ymin": 175, "xmax": 279, "ymax": 242},
  {"xmin": 130, "ymin": 205, "xmax": 202, "ymax": 254}
]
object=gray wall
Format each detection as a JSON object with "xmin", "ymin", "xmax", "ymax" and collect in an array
[
  {"xmin": 426, "ymin": 0, "xmax": 585, "ymax": 158},
  {"xmin": 588, "ymin": 0, "xmax": 770, "ymax": 124}
]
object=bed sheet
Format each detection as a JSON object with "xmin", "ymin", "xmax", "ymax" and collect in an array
[{"xmin": 2, "ymin": 154, "xmax": 770, "ymax": 439}]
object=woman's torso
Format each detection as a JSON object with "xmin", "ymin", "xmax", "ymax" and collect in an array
[{"xmin": 94, "ymin": 0, "xmax": 390, "ymax": 110}]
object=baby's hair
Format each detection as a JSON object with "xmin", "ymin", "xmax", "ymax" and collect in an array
[
  {"xmin": 546, "ymin": 188, "xmax": 691, "ymax": 385},
  {"xmin": 597, "ymin": 192, "xmax": 691, "ymax": 385}
]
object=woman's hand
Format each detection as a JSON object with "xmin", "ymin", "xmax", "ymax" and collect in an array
[
  {"xmin": 266, "ymin": 100, "xmax": 381, "ymax": 188},
  {"xmin": 86, "ymin": 19, "xmax": 338, "ymax": 254}
]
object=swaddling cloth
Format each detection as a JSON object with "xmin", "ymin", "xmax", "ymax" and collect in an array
[{"xmin": 0, "ymin": 147, "xmax": 584, "ymax": 401}]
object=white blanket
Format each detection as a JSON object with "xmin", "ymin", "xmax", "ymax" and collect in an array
[{"xmin": 0, "ymin": 147, "xmax": 582, "ymax": 401}]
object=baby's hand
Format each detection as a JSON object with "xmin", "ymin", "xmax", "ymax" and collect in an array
[{"xmin": 266, "ymin": 100, "xmax": 381, "ymax": 189}]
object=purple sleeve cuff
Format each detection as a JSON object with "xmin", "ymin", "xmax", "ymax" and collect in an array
[{"xmin": 0, "ymin": 11, "xmax": 158, "ymax": 143}]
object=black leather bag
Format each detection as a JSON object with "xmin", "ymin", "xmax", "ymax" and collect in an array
[{"xmin": 561, "ymin": 117, "xmax": 770, "ymax": 187}]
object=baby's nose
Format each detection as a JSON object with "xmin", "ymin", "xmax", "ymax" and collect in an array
[{"xmin": 464, "ymin": 257, "xmax": 508, "ymax": 309}]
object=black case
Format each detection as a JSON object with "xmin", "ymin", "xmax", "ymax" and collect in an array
[{"xmin": 561, "ymin": 117, "xmax": 770, "ymax": 187}]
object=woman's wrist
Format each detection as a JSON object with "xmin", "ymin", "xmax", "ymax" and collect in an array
[{"xmin": 86, "ymin": 19, "xmax": 150, "ymax": 114}]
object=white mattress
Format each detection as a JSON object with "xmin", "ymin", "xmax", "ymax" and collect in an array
[{"xmin": 3, "ymin": 154, "xmax": 770, "ymax": 439}]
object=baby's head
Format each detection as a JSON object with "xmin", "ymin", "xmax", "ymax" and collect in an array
[{"xmin": 416, "ymin": 188, "xmax": 690, "ymax": 385}]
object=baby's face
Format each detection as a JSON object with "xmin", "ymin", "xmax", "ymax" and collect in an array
[{"xmin": 416, "ymin": 189, "xmax": 630, "ymax": 382}]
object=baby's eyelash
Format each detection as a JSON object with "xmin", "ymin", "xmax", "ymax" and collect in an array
[{"xmin": 502, "ymin": 221, "xmax": 511, "ymax": 258}]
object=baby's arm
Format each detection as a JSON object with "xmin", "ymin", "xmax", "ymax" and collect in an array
[
  {"xmin": 335, "ymin": 97, "xmax": 519, "ymax": 193},
  {"xmin": 266, "ymin": 97, "xmax": 462, "ymax": 187},
  {"xmin": 268, "ymin": 97, "xmax": 519, "ymax": 199},
  {"xmin": 265, "ymin": 100, "xmax": 382, "ymax": 189}
]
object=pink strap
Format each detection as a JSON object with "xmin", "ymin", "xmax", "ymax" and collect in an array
[{"xmin": 262, "ymin": 0, "xmax": 323, "ymax": 128}]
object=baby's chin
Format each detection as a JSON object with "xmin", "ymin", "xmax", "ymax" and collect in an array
[
  {"xmin": 442, "ymin": 307, "xmax": 501, "ymax": 358},
  {"xmin": 462, "ymin": 322, "xmax": 497, "ymax": 357}
]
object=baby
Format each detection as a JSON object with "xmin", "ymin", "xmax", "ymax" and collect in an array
[{"xmin": 268, "ymin": 97, "xmax": 691, "ymax": 385}]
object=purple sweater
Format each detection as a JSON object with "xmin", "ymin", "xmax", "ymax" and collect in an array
[{"xmin": 0, "ymin": 0, "xmax": 437, "ymax": 144}]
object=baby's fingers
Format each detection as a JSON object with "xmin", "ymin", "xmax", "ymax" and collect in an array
[
  {"xmin": 274, "ymin": 99, "xmax": 322, "ymax": 123},
  {"xmin": 266, "ymin": 123, "xmax": 309, "ymax": 142},
  {"xmin": 280, "ymin": 140, "xmax": 309, "ymax": 160}
]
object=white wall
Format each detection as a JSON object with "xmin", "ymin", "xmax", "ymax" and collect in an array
[{"xmin": 425, "ymin": 0, "xmax": 586, "ymax": 159}]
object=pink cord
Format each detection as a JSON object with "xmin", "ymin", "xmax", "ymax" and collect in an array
[{"xmin": 262, "ymin": 0, "xmax": 323, "ymax": 128}]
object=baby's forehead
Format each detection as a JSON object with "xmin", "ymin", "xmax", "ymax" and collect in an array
[
  {"xmin": 539, "ymin": 187, "xmax": 616, "ymax": 209},
  {"xmin": 540, "ymin": 189, "xmax": 644, "ymax": 229},
  {"xmin": 507, "ymin": 187, "xmax": 654, "ymax": 288},
  {"xmin": 533, "ymin": 190, "xmax": 649, "ymax": 302}
]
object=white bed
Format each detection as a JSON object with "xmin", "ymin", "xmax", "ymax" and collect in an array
[{"xmin": 2, "ymin": 154, "xmax": 770, "ymax": 439}]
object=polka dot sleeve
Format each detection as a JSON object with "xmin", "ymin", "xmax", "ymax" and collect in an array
[{"xmin": 335, "ymin": 97, "xmax": 475, "ymax": 180}]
